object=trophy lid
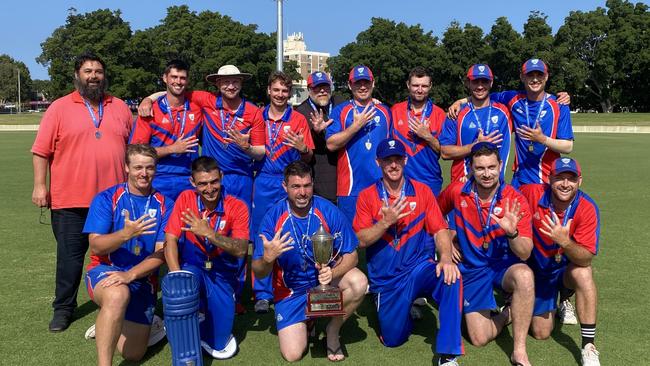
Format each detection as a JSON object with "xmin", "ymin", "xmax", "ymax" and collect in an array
[{"xmin": 311, "ymin": 224, "xmax": 333, "ymax": 242}]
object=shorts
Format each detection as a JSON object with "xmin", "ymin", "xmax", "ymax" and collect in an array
[
  {"xmin": 274, "ymin": 292, "xmax": 309, "ymax": 331},
  {"xmin": 252, "ymin": 173, "xmax": 285, "ymax": 234},
  {"xmin": 337, "ymin": 195, "xmax": 358, "ymax": 223},
  {"xmin": 85, "ymin": 264, "xmax": 156, "ymax": 325},
  {"xmin": 153, "ymin": 174, "xmax": 193, "ymax": 200},
  {"xmin": 533, "ymin": 266, "xmax": 568, "ymax": 316},
  {"xmin": 460, "ymin": 260, "xmax": 517, "ymax": 313}
]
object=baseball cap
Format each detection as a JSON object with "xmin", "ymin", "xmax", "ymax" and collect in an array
[
  {"xmin": 307, "ymin": 71, "xmax": 331, "ymax": 88},
  {"xmin": 376, "ymin": 138, "xmax": 406, "ymax": 159},
  {"xmin": 466, "ymin": 64, "xmax": 493, "ymax": 81},
  {"xmin": 521, "ymin": 58, "xmax": 548, "ymax": 75},
  {"xmin": 348, "ymin": 65, "xmax": 374, "ymax": 83},
  {"xmin": 551, "ymin": 157, "xmax": 581, "ymax": 176}
]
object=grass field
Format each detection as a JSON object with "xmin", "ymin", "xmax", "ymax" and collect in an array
[
  {"xmin": 2, "ymin": 112, "xmax": 650, "ymax": 126},
  {"xmin": 1, "ymin": 132, "xmax": 649, "ymax": 365}
]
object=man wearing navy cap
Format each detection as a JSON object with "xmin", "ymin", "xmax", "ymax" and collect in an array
[
  {"xmin": 326, "ymin": 65, "xmax": 392, "ymax": 222},
  {"xmin": 295, "ymin": 71, "xmax": 346, "ymax": 203},
  {"xmin": 439, "ymin": 64, "xmax": 512, "ymax": 183},
  {"xmin": 354, "ymin": 138, "xmax": 463, "ymax": 366},
  {"xmin": 437, "ymin": 142, "xmax": 535, "ymax": 366},
  {"xmin": 520, "ymin": 158, "xmax": 601, "ymax": 366}
]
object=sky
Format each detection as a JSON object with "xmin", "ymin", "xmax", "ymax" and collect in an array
[{"xmin": 0, "ymin": 0, "xmax": 640, "ymax": 80}]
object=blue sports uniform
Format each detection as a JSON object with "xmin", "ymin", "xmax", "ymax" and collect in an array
[
  {"xmin": 353, "ymin": 178, "xmax": 463, "ymax": 355},
  {"xmin": 520, "ymin": 184, "xmax": 600, "ymax": 316},
  {"xmin": 326, "ymin": 101, "xmax": 392, "ymax": 222},
  {"xmin": 165, "ymin": 189, "xmax": 249, "ymax": 351},
  {"xmin": 130, "ymin": 95, "xmax": 203, "ymax": 200},
  {"xmin": 438, "ymin": 180, "xmax": 533, "ymax": 313},
  {"xmin": 439, "ymin": 101, "xmax": 512, "ymax": 182},
  {"xmin": 253, "ymin": 196, "xmax": 358, "ymax": 330},
  {"xmin": 491, "ymin": 91, "xmax": 573, "ymax": 187},
  {"xmin": 84, "ymin": 183, "xmax": 173, "ymax": 324}
]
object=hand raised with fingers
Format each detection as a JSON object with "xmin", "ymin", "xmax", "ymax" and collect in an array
[
  {"xmin": 408, "ymin": 115, "xmax": 433, "ymax": 141},
  {"xmin": 476, "ymin": 129, "xmax": 504, "ymax": 146},
  {"xmin": 260, "ymin": 229, "xmax": 294, "ymax": 264},
  {"xmin": 491, "ymin": 198, "xmax": 522, "ymax": 238},
  {"xmin": 447, "ymin": 100, "xmax": 463, "ymax": 120},
  {"xmin": 138, "ymin": 98, "xmax": 154, "ymax": 117},
  {"xmin": 170, "ymin": 133, "xmax": 199, "ymax": 154},
  {"xmin": 122, "ymin": 210, "xmax": 157, "ymax": 241},
  {"xmin": 352, "ymin": 104, "xmax": 377, "ymax": 129},
  {"xmin": 180, "ymin": 208, "xmax": 213, "ymax": 239},
  {"xmin": 516, "ymin": 122, "xmax": 546, "ymax": 144},
  {"xmin": 539, "ymin": 212, "xmax": 573, "ymax": 248},
  {"xmin": 225, "ymin": 128, "xmax": 251, "ymax": 150},
  {"xmin": 284, "ymin": 130, "xmax": 308, "ymax": 153},
  {"xmin": 380, "ymin": 196, "xmax": 411, "ymax": 227},
  {"xmin": 309, "ymin": 109, "xmax": 334, "ymax": 134}
]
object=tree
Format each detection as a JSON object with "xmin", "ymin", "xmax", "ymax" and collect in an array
[
  {"xmin": 0, "ymin": 55, "xmax": 32, "ymax": 105},
  {"xmin": 484, "ymin": 17, "xmax": 524, "ymax": 91}
]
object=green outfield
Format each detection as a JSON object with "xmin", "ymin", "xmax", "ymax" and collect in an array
[
  {"xmin": 2, "ymin": 111, "xmax": 650, "ymax": 126},
  {"xmin": 1, "ymin": 132, "xmax": 648, "ymax": 365}
]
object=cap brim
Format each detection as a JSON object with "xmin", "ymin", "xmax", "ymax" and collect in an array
[
  {"xmin": 205, "ymin": 73, "xmax": 252, "ymax": 83},
  {"xmin": 553, "ymin": 167, "xmax": 580, "ymax": 176},
  {"xmin": 350, "ymin": 76, "xmax": 373, "ymax": 82},
  {"xmin": 308, "ymin": 81, "xmax": 331, "ymax": 88}
]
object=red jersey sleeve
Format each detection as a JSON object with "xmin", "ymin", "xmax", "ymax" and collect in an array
[
  {"xmin": 424, "ymin": 187, "xmax": 448, "ymax": 235},
  {"xmin": 353, "ymin": 188, "xmax": 375, "ymax": 232},
  {"xmin": 437, "ymin": 182, "xmax": 462, "ymax": 215},
  {"xmin": 227, "ymin": 198, "xmax": 250, "ymax": 241},
  {"xmin": 250, "ymin": 108, "xmax": 265, "ymax": 146},
  {"xmin": 186, "ymin": 90, "xmax": 216, "ymax": 109},
  {"xmin": 297, "ymin": 114, "xmax": 315, "ymax": 149},
  {"xmin": 129, "ymin": 116, "xmax": 153, "ymax": 144},
  {"xmin": 514, "ymin": 192, "xmax": 533, "ymax": 239},
  {"xmin": 165, "ymin": 191, "xmax": 190, "ymax": 238},
  {"xmin": 571, "ymin": 200, "xmax": 599, "ymax": 255}
]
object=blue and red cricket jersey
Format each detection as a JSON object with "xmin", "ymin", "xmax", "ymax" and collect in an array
[
  {"xmin": 520, "ymin": 183, "xmax": 600, "ymax": 274},
  {"xmin": 391, "ymin": 99, "xmax": 446, "ymax": 195},
  {"xmin": 83, "ymin": 183, "xmax": 173, "ymax": 272},
  {"xmin": 165, "ymin": 189, "xmax": 250, "ymax": 281},
  {"xmin": 439, "ymin": 101, "xmax": 512, "ymax": 182},
  {"xmin": 326, "ymin": 101, "xmax": 392, "ymax": 198},
  {"xmin": 353, "ymin": 177, "xmax": 448, "ymax": 293},
  {"xmin": 130, "ymin": 94, "xmax": 203, "ymax": 178},
  {"xmin": 252, "ymin": 196, "xmax": 358, "ymax": 302},
  {"xmin": 491, "ymin": 91, "xmax": 573, "ymax": 186},
  {"xmin": 189, "ymin": 91, "xmax": 265, "ymax": 178},
  {"xmin": 437, "ymin": 180, "xmax": 533, "ymax": 271}
]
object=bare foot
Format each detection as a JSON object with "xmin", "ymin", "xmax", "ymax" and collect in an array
[{"xmin": 326, "ymin": 322, "xmax": 344, "ymax": 362}]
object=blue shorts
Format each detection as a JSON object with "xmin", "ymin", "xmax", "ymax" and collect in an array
[
  {"xmin": 337, "ymin": 195, "xmax": 358, "ymax": 223},
  {"xmin": 153, "ymin": 174, "xmax": 193, "ymax": 201},
  {"xmin": 533, "ymin": 267, "xmax": 567, "ymax": 316},
  {"xmin": 460, "ymin": 261, "xmax": 516, "ymax": 313},
  {"xmin": 274, "ymin": 292, "xmax": 309, "ymax": 331},
  {"xmin": 252, "ymin": 173, "xmax": 286, "ymax": 235},
  {"xmin": 373, "ymin": 260, "xmax": 464, "ymax": 355},
  {"xmin": 182, "ymin": 264, "xmax": 236, "ymax": 351},
  {"xmin": 85, "ymin": 264, "xmax": 156, "ymax": 325}
]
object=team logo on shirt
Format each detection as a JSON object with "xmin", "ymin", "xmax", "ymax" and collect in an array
[
  {"xmin": 534, "ymin": 212, "xmax": 541, "ymax": 220},
  {"xmin": 283, "ymin": 125, "xmax": 291, "ymax": 133},
  {"xmin": 398, "ymin": 119, "xmax": 403, "ymax": 126},
  {"xmin": 494, "ymin": 207, "xmax": 502, "ymax": 215},
  {"xmin": 219, "ymin": 220, "xmax": 226, "ymax": 230},
  {"xmin": 409, "ymin": 202, "xmax": 417, "ymax": 211},
  {"xmin": 516, "ymin": 108, "xmax": 524, "ymax": 114},
  {"xmin": 491, "ymin": 116, "xmax": 498, "ymax": 124},
  {"xmin": 189, "ymin": 114, "xmax": 195, "ymax": 121},
  {"xmin": 121, "ymin": 209, "xmax": 128, "ymax": 217},
  {"xmin": 148, "ymin": 209, "xmax": 157, "ymax": 218},
  {"xmin": 276, "ymin": 314, "xmax": 283, "ymax": 322},
  {"xmin": 162, "ymin": 118, "xmax": 170, "ymax": 124},
  {"xmin": 460, "ymin": 200, "xmax": 468, "ymax": 208},
  {"xmin": 540, "ymin": 110, "xmax": 547, "ymax": 118},
  {"xmin": 469, "ymin": 122, "xmax": 477, "ymax": 128},
  {"xmin": 374, "ymin": 116, "xmax": 380, "ymax": 123}
]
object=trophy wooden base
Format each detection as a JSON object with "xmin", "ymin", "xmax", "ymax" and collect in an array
[{"xmin": 305, "ymin": 285, "xmax": 345, "ymax": 317}]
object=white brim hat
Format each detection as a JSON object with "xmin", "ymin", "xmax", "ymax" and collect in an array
[{"xmin": 206, "ymin": 64, "xmax": 252, "ymax": 83}]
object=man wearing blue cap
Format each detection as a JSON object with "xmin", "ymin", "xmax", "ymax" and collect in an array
[
  {"xmin": 326, "ymin": 65, "xmax": 392, "ymax": 222},
  {"xmin": 354, "ymin": 138, "xmax": 464, "ymax": 366},
  {"xmin": 438, "ymin": 142, "xmax": 535, "ymax": 366},
  {"xmin": 295, "ymin": 71, "xmax": 346, "ymax": 203},
  {"xmin": 520, "ymin": 157, "xmax": 601, "ymax": 366},
  {"xmin": 440, "ymin": 64, "xmax": 512, "ymax": 183}
]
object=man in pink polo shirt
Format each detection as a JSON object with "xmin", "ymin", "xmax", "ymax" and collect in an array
[{"xmin": 31, "ymin": 52, "xmax": 133, "ymax": 332}]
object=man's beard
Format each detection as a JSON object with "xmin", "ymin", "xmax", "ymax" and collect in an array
[{"xmin": 75, "ymin": 78, "xmax": 108, "ymax": 101}]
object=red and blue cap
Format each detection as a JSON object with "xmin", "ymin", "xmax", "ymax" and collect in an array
[
  {"xmin": 521, "ymin": 58, "xmax": 548, "ymax": 75},
  {"xmin": 466, "ymin": 64, "xmax": 493, "ymax": 81},
  {"xmin": 349, "ymin": 65, "xmax": 374, "ymax": 83},
  {"xmin": 551, "ymin": 157, "xmax": 581, "ymax": 176},
  {"xmin": 376, "ymin": 138, "xmax": 406, "ymax": 159},
  {"xmin": 307, "ymin": 71, "xmax": 331, "ymax": 88}
]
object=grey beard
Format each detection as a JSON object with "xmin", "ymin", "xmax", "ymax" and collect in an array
[{"xmin": 75, "ymin": 78, "xmax": 108, "ymax": 102}]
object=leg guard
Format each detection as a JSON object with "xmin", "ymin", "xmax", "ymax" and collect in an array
[{"xmin": 162, "ymin": 271, "xmax": 203, "ymax": 366}]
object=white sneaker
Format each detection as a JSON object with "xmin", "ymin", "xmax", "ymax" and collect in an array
[
  {"xmin": 558, "ymin": 299, "xmax": 578, "ymax": 325},
  {"xmin": 439, "ymin": 357, "xmax": 459, "ymax": 366},
  {"xmin": 201, "ymin": 335, "xmax": 237, "ymax": 359},
  {"xmin": 581, "ymin": 343, "xmax": 600, "ymax": 366},
  {"xmin": 84, "ymin": 324, "xmax": 96, "ymax": 340},
  {"xmin": 147, "ymin": 315, "xmax": 166, "ymax": 347},
  {"xmin": 413, "ymin": 297, "xmax": 428, "ymax": 307}
]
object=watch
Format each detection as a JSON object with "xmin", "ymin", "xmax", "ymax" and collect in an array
[{"xmin": 506, "ymin": 229, "xmax": 519, "ymax": 239}]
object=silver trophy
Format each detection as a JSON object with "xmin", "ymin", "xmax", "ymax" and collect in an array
[{"xmin": 306, "ymin": 224, "xmax": 344, "ymax": 317}]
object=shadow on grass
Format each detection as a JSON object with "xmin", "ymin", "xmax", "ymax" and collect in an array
[
  {"xmin": 552, "ymin": 323, "xmax": 582, "ymax": 365},
  {"xmin": 72, "ymin": 300, "xmax": 99, "ymax": 323}
]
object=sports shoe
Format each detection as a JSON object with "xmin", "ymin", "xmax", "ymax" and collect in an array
[
  {"xmin": 558, "ymin": 299, "xmax": 578, "ymax": 325},
  {"xmin": 49, "ymin": 312, "xmax": 71, "ymax": 333},
  {"xmin": 147, "ymin": 315, "xmax": 166, "ymax": 347},
  {"xmin": 84, "ymin": 324, "xmax": 96, "ymax": 340},
  {"xmin": 410, "ymin": 305, "xmax": 424, "ymax": 321},
  {"xmin": 254, "ymin": 299, "xmax": 270, "ymax": 314},
  {"xmin": 439, "ymin": 357, "xmax": 459, "ymax": 366},
  {"xmin": 581, "ymin": 343, "xmax": 600, "ymax": 366},
  {"xmin": 201, "ymin": 335, "xmax": 237, "ymax": 359},
  {"xmin": 413, "ymin": 297, "xmax": 428, "ymax": 307}
]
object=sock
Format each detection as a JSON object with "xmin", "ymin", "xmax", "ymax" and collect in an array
[{"xmin": 580, "ymin": 323, "xmax": 596, "ymax": 348}]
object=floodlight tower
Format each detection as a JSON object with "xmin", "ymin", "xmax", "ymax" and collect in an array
[
  {"xmin": 276, "ymin": 0, "xmax": 283, "ymax": 71},
  {"xmin": 17, "ymin": 68, "xmax": 21, "ymax": 114}
]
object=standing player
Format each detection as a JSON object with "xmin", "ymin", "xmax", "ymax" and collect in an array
[
  {"xmin": 252, "ymin": 161, "xmax": 367, "ymax": 362},
  {"xmin": 326, "ymin": 65, "xmax": 392, "ymax": 221},
  {"xmin": 438, "ymin": 142, "xmax": 535, "ymax": 366},
  {"xmin": 164, "ymin": 156, "xmax": 249, "ymax": 359},
  {"xmin": 521, "ymin": 158, "xmax": 601, "ymax": 366},
  {"xmin": 130, "ymin": 60, "xmax": 202, "ymax": 199},
  {"xmin": 439, "ymin": 64, "xmax": 511, "ymax": 183},
  {"xmin": 83, "ymin": 144, "xmax": 172, "ymax": 366},
  {"xmin": 251, "ymin": 71, "xmax": 314, "ymax": 313},
  {"xmin": 31, "ymin": 52, "xmax": 133, "ymax": 332},
  {"xmin": 294, "ymin": 71, "xmax": 346, "ymax": 203},
  {"xmin": 353, "ymin": 138, "xmax": 463, "ymax": 366}
]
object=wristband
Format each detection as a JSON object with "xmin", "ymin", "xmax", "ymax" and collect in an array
[{"xmin": 506, "ymin": 229, "xmax": 519, "ymax": 239}]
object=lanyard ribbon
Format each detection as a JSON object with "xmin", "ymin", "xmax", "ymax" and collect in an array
[
  {"xmin": 473, "ymin": 184, "xmax": 499, "ymax": 247},
  {"xmin": 83, "ymin": 98, "xmax": 103, "ymax": 129},
  {"xmin": 161, "ymin": 97, "xmax": 189, "ymax": 136},
  {"xmin": 217, "ymin": 95, "xmax": 246, "ymax": 136},
  {"xmin": 468, "ymin": 101, "xmax": 493, "ymax": 135},
  {"xmin": 263, "ymin": 105, "xmax": 292, "ymax": 154}
]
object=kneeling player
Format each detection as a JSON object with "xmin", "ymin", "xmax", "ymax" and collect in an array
[
  {"xmin": 252, "ymin": 161, "xmax": 367, "ymax": 362},
  {"xmin": 438, "ymin": 142, "xmax": 535, "ymax": 366},
  {"xmin": 353, "ymin": 138, "xmax": 463, "ymax": 366},
  {"xmin": 83, "ymin": 144, "xmax": 173, "ymax": 366},
  {"xmin": 164, "ymin": 156, "xmax": 249, "ymax": 359},
  {"xmin": 521, "ymin": 158, "xmax": 601, "ymax": 366}
]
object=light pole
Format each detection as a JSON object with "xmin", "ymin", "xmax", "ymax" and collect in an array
[
  {"xmin": 276, "ymin": 0, "xmax": 283, "ymax": 71},
  {"xmin": 17, "ymin": 68, "xmax": 21, "ymax": 114}
]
